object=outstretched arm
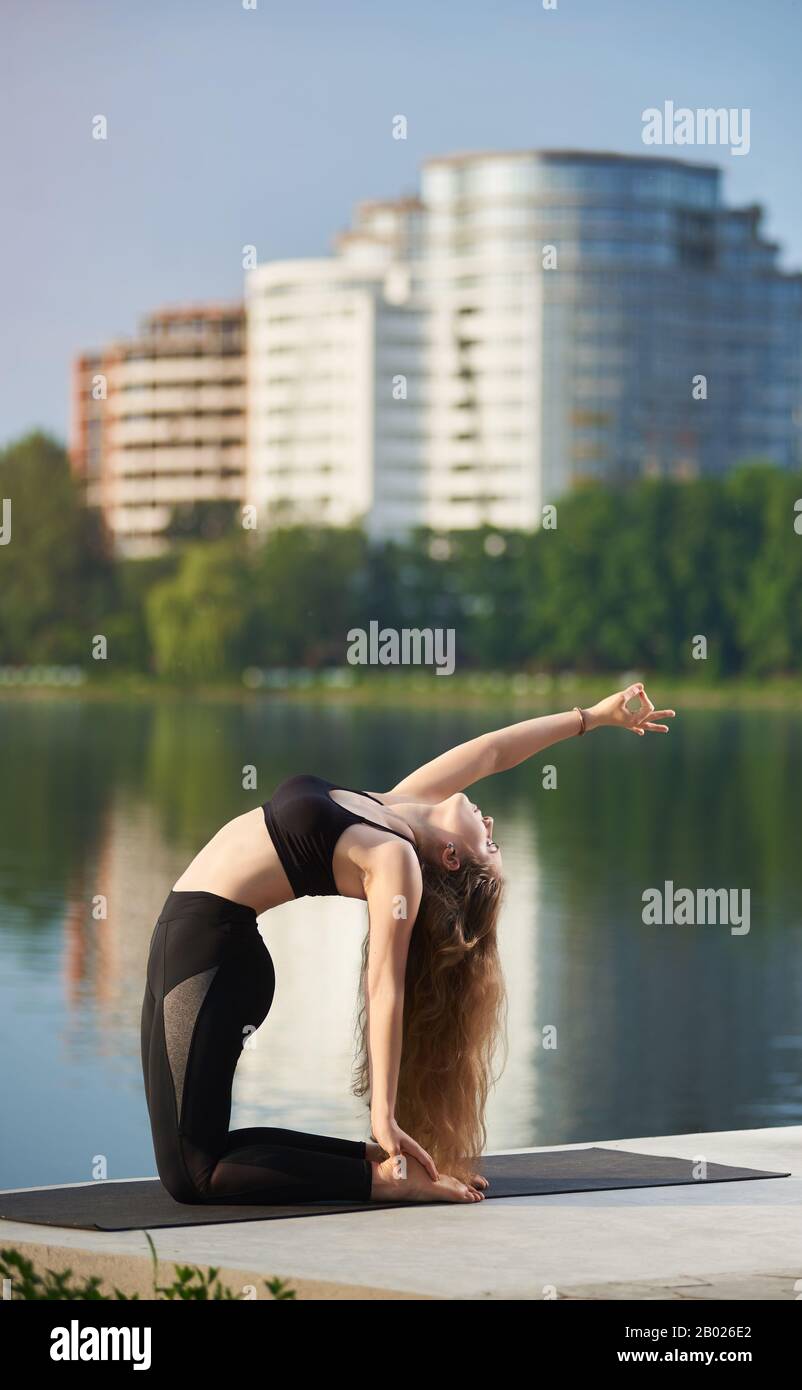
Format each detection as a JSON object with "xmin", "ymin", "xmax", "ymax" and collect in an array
[{"xmin": 390, "ymin": 683, "xmax": 674, "ymax": 801}]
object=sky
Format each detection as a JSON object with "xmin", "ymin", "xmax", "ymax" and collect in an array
[{"xmin": 2, "ymin": 0, "xmax": 801, "ymax": 447}]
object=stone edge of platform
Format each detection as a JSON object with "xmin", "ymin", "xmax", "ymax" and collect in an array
[{"xmin": 4, "ymin": 1237, "xmax": 799, "ymax": 1302}]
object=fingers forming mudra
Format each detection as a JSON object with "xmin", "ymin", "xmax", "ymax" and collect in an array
[{"xmin": 622, "ymin": 683, "xmax": 675, "ymax": 735}]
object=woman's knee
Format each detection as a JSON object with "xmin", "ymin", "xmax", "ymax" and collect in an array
[{"xmin": 157, "ymin": 1143, "xmax": 213, "ymax": 1205}]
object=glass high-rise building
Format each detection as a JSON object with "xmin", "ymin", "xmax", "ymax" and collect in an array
[{"xmin": 246, "ymin": 149, "xmax": 802, "ymax": 533}]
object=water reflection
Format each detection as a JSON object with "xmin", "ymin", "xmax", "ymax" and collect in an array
[{"xmin": 0, "ymin": 697, "xmax": 800, "ymax": 1190}]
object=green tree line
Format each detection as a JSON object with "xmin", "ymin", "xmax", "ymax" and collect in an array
[{"xmin": 1, "ymin": 431, "xmax": 801, "ymax": 680}]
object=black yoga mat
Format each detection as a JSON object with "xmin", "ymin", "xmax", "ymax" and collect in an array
[{"xmin": 0, "ymin": 1147, "xmax": 789, "ymax": 1231}]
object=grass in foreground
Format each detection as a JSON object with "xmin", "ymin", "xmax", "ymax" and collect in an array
[{"xmin": 0, "ymin": 1237, "xmax": 296, "ymax": 1301}]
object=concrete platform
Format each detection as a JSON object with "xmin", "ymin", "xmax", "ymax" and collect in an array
[{"xmin": 2, "ymin": 1127, "xmax": 800, "ymax": 1300}]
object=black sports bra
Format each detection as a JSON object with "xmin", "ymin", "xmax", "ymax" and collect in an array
[{"xmin": 262, "ymin": 773, "xmax": 418, "ymax": 899}]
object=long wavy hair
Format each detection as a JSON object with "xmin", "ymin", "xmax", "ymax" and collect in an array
[{"xmin": 352, "ymin": 856, "xmax": 508, "ymax": 1184}]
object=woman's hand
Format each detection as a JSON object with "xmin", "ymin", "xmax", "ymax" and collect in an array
[
  {"xmin": 371, "ymin": 1115, "xmax": 440, "ymax": 1182},
  {"xmin": 585, "ymin": 682, "xmax": 675, "ymax": 736}
]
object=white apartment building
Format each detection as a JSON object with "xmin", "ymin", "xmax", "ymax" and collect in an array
[{"xmin": 246, "ymin": 198, "xmax": 423, "ymax": 533}]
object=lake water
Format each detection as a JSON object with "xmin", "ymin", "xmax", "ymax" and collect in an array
[{"xmin": 1, "ymin": 696, "xmax": 801, "ymax": 1191}]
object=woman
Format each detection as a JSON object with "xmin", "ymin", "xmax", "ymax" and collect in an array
[{"xmin": 141, "ymin": 682, "xmax": 674, "ymax": 1208}]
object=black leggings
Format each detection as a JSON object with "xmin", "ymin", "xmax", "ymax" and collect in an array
[{"xmin": 140, "ymin": 890, "xmax": 373, "ymax": 1205}]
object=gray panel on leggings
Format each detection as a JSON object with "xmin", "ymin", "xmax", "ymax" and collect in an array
[{"xmin": 163, "ymin": 967, "xmax": 218, "ymax": 1120}]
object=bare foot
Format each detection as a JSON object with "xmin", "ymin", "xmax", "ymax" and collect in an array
[{"xmin": 370, "ymin": 1153, "xmax": 484, "ymax": 1203}]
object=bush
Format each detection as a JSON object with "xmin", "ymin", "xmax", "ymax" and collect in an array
[{"xmin": 0, "ymin": 1236, "xmax": 296, "ymax": 1301}]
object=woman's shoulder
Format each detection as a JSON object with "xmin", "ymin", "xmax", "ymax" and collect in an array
[{"xmin": 363, "ymin": 835, "xmax": 424, "ymax": 894}]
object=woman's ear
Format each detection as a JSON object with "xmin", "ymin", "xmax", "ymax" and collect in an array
[{"xmin": 442, "ymin": 841, "xmax": 461, "ymax": 872}]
